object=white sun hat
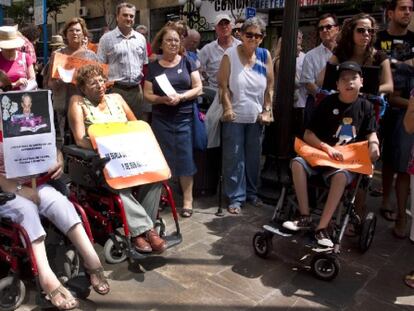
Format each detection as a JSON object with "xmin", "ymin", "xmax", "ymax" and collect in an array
[{"xmin": 0, "ymin": 26, "xmax": 25, "ymax": 49}]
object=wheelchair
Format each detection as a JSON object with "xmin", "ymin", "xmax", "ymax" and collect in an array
[
  {"xmin": 63, "ymin": 144, "xmax": 182, "ymax": 264},
  {"xmin": 252, "ymin": 171, "xmax": 377, "ymax": 281},
  {"xmin": 0, "ymin": 184, "xmax": 93, "ymax": 310}
]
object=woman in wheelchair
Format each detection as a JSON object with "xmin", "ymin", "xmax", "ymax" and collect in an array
[
  {"xmin": 0, "ymin": 149, "xmax": 110, "ymax": 310},
  {"xmin": 68, "ymin": 64, "xmax": 166, "ymax": 254},
  {"xmin": 282, "ymin": 61, "xmax": 380, "ymax": 248}
]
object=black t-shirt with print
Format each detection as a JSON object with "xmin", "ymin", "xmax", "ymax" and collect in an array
[
  {"xmin": 375, "ymin": 30, "xmax": 414, "ymax": 61},
  {"xmin": 307, "ymin": 94, "xmax": 377, "ymax": 146}
]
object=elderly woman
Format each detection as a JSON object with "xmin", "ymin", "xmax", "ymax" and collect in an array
[
  {"xmin": 143, "ymin": 25, "xmax": 202, "ymax": 218},
  {"xmin": 44, "ymin": 17, "xmax": 99, "ymax": 146},
  {"xmin": 68, "ymin": 64, "xmax": 166, "ymax": 253},
  {"xmin": 0, "ymin": 151, "xmax": 109, "ymax": 309},
  {"xmin": 0, "ymin": 26, "xmax": 36, "ymax": 90},
  {"xmin": 218, "ymin": 17, "xmax": 274, "ymax": 214}
]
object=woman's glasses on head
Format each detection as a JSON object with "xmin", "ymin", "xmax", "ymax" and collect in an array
[
  {"xmin": 355, "ymin": 27, "xmax": 375, "ymax": 35},
  {"xmin": 244, "ymin": 32, "xmax": 264, "ymax": 40}
]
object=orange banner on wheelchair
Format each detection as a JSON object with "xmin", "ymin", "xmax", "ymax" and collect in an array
[
  {"xmin": 294, "ymin": 138, "xmax": 373, "ymax": 175},
  {"xmin": 88, "ymin": 121, "xmax": 171, "ymax": 189},
  {"xmin": 51, "ymin": 53, "xmax": 109, "ymax": 84}
]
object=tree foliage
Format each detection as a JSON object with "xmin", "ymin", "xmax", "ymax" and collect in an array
[{"xmin": 46, "ymin": 0, "xmax": 76, "ymax": 15}]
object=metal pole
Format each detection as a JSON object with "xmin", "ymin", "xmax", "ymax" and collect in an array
[
  {"xmin": 42, "ymin": 0, "xmax": 48, "ymax": 64},
  {"xmin": 0, "ymin": 6, "xmax": 3, "ymax": 26}
]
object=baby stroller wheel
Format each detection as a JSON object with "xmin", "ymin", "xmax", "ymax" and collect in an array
[
  {"xmin": 311, "ymin": 254, "xmax": 340, "ymax": 281},
  {"xmin": 103, "ymin": 236, "xmax": 128, "ymax": 264},
  {"xmin": 0, "ymin": 276, "xmax": 25, "ymax": 311},
  {"xmin": 359, "ymin": 212, "xmax": 376, "ymax": 253},
  {"xmin": 253, "ymin": 231, "xmax": 273, "ymax": 258},
  {"xmin": 154, "ymin": 218, "xmax": 167, "ymax": 238}
]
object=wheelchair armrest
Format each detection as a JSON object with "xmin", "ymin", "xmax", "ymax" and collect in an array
[{"xmin": 63, "ymin": 145, "xmax": 99, "ymax": 161}]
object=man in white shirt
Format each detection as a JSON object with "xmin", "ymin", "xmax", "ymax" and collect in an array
[
  {"xmin": 199, "ymin": 14, "xmax": 241, "ymax": 89},
  {"xmin": 97, "ymin": 2, "xmax": 147, "ymax": 118},
  {"xmin": 300, "ymin": 13, "xmax": 339, "ymax": 102}
]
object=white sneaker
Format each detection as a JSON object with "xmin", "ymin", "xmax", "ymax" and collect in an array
[
  {"xmin": 282, "ymin": 216, "xmax": 312, "ymax": 231},
  {"xmin": 315, "ymin": 229, "xmax": 334, "ymax": 248}
]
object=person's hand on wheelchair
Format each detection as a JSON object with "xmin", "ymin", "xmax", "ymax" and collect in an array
[{"xmin": 368, "ymin": 141, "xmax": 380, "ymax": 163}]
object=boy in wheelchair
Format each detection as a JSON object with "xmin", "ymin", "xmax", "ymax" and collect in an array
[{"xmin": 282, "ymin": 61, "xmax": 380, "ymax": 247}]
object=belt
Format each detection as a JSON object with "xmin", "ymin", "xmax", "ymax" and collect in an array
[{"xmin": 114, "ymin": 82, "xmax": 140, "ymax": 90}]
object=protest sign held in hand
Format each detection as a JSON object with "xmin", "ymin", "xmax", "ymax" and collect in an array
[
  {"xmin": 294, "ymin": 138, "xmax": 373, "ymax": 176},
  {"xmin": 88, "ymin": 121, "xmax": 171, "ymax": 189},
  {"xmin": 0, "ymin": 90, "xmax": 56, "ymax": 178}
]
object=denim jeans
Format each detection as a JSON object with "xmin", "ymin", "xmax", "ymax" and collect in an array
[{"xmin": 222, "ymin": 122, "xmax": 263, "ymax": 207}]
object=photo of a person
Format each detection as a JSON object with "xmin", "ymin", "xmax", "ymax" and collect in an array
[{"xmin": 1, "ymin": 90, "xmax": 52, "ymax": 138}]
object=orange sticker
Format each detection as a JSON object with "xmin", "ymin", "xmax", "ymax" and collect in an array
[
  {"xmin": 294, "ymin": 138, "xmax": 373, "ymax": 175},
  {"xmin": 88, "ymin": 121, "xmax": 171, "ymax": 189}
]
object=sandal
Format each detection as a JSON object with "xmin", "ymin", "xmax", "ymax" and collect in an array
[
  {"xmin": 405, "ymin": 271, "xmax": 414, "ymax": 289},
  {"xmin": 46, "ymin": 284, "xmax": 79, "ymax": 310},
  {"xmin": 379, "ymin": 208, "xmax": 397, "ymax": 221},
  {"xmin": 180, "ymin": 208, "xmax": 193, "ymax": 218},
  {"xmin": 86, "ymin": 267, "xmax": 110, "ymax": 295},
  {"xmin": 227, "ymin": 206, "xmax": 241, "ymax": 214}
]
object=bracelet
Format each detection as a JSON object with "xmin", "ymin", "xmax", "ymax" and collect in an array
[
  {"xmin": 369, "ymin": 141, "xmax": 379, "ymax": 146},
  {"xmin": 16, "ymin": 183, "xmax": 22, "ymax": 193}
]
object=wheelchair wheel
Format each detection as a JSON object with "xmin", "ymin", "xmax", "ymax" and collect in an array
[
  {"xmin": 253, "ymin": 231, "xmax": 273, "ymax": 258},
  {"xmin": 311, "ymin": 254, "xmax": 340, "ymax": 281},
  {"xmin": 154, "ymin": 218, "xmax": 166, "ymax": 238},
  {"xmin": 103, "ymin": 236, "xmax": 128, "ymax": 264},
  {"xmin": 359, "ymin": 212, "xmax": 376, "ymax": 253},
  {"xmin": 63, "ymin": 247, "xmax": 80, "ymax": 281},
  {"xmin": 0, "ymin": 276, "xmax": 25, "ymax": 311}
]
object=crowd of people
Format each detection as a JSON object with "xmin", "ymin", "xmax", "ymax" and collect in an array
[{"xmin": 0, "ymin": 0, "xmax": 412, "ymax": 309}]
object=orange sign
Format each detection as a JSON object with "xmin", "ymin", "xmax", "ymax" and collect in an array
[
  {"xmin": 88, "ymin": 121, "xmax": 171, "ymax": 189},
  {"xmin": 294, "ymin": 138, "xmax": 373, "ymax": 175},
  {"xmin": 51, "ymin": 52, "xmax": 109, "ymax": 84}
]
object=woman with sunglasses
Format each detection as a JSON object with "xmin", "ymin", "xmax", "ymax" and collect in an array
[
  {"xmin": 320, "ymin": 13, "xmax": 393, "ymax": 94},
  {"xmin": 218, "ymin": 17, "xmax": 274, "ymax": 214}
]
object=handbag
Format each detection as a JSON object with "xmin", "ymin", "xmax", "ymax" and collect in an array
[{"xmin": 193, "ymin": 102, "xmax": 208, "ymax": 151}]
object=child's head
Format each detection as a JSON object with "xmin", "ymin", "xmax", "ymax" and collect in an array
[
  {"xmin": 21, "ymin": 93, "xmax": 32, "ymax": 114},
  {"xmin": 336, "ymin": 61, "xmax": 363, "ymax": 101}
]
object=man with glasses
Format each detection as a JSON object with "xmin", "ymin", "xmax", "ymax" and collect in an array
[
  {"xmin": 97, "ymin": 2, "xmax": 147, "ymax": 119},
  {"xmin": 374, "ymin": 0, "xmax": 414, "ymax": 238},
  {"xmin": 300, "ymin": 13, "xmax": 339, "ymax": 122},
  {"xmin": 199, "ymin": 14, "xmax": 241, "ymax": 89}
]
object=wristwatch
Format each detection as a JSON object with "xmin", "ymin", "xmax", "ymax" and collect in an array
[{"xmin": 263, "ymin": 107, "xmax": 272, "ymax": 112}]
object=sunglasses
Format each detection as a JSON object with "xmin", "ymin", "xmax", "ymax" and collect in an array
[
  {"xmin": 244, "ymin": 32, "xmax": 264, "ymax": 40},
  {"xmin": 355, "ymin": 27, "xmax": 375, "ymax": 35},
  {"xmin": 318, "ymin": 24, "xmax": 336, "ymax": 32}
]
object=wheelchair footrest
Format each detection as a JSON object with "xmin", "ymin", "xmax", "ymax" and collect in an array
[{"xmin": 165, "ymin": 233, "xmax": 182, "ymax": 249}]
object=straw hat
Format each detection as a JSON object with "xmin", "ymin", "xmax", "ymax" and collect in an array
[
  {"xmin": 50, "ymin": 35, "xmax": 65, "ymax": 47},
  {"xmin": 0, "ymin": 26, "xmax": 25, "ymax": 49}
]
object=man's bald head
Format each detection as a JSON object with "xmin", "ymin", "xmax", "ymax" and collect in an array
[{"xmin": 184, "ymin": 29, "xmax": 201, "ymax": 52}]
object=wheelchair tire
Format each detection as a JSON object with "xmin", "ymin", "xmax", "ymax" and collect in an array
[
  {"xmin": 0, "ymin": 276, "xmax": 25, "ymax": 311},
  {"xmin": 252, "ymin": 231, "xmax": 273, "ymax": 258},
  {"xmin": 154, "ymin": 218, "xmax": 166, "ymax": 238},
  {"xmin": 62, "ymin": 248, "xmax": 80, "ymax": 281},
  {"xmin": 103, "ymin": 236, "xmax": 128, "ymax": 264},
  {"xmin": 359, "ymin": 212, "xmax": 376, "ymax": 253},
  {"xmin": 311, "ymin": 254, "xmax": 340, "ymax": 281}
]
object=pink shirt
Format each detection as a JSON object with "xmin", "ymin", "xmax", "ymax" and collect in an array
[{"xmin": 0, "ymin": 52, "xmax": 33, "ymax": 89}]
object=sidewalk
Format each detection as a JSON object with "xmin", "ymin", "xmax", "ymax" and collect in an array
[{"xmin": 18, "ymin": 178, "xmax": 414, "ymax": 311}]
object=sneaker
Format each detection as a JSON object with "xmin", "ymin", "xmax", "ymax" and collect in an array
[
  {"xmin": 282, "ymin": 215, "xmax": 312, "ymax": 231},
  {"xmin": 315, "ymin": 228, "xmax": 334, "ymax": 247}
]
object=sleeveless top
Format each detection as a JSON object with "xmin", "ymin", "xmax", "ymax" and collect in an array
[
  {"xmin": 225, "ymin": 46, "xmax": 268, "ymax": 123},
  {"xmin": 81, "ymin": 94, "xmax": 127, "ymax": 134}
]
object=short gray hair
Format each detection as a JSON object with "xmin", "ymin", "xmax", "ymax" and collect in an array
[
  {"xmin": 241, "ymin": 17, "xmax": 266, "ymax": 35},
  {"xmin": 136, "ymin": 25, "xmax": 147, "ymax": 33}
]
